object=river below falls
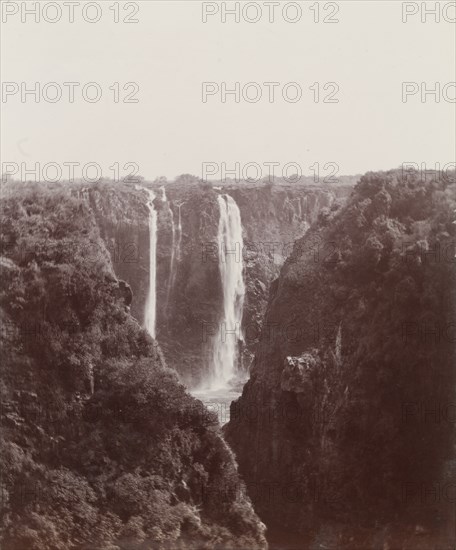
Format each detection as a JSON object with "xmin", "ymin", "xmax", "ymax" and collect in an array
[{"xmin": 190, "ymin": 386, "xmax": 242, "ymax": 426}]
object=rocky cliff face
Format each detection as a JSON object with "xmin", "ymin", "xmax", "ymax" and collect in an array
[
  {"xmin": 87, "ymin": 177, "xmax": 352, "ymax": 385},
  {"xmin": 0, "ymin": 184, "xmax": 267, "ymax": 549},
  {"xmin": 84, "ymin": 182, "xmax": 151, "ymax": 324},
  {"xmin": 225, "ymin": 170, "xmax": 456, "ymax": 549}
]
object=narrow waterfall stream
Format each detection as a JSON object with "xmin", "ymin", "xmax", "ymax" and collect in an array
[
  {"xmin": 162, "ymin": 186, "xmax": 176, "ymax": 314},
  {"xmin": 175, "ymin": 202, "xmax": 183, "ymax": 263},
  {"xmin": 167, "ymin": 201, "xmax": 184, "ymax": 305},
  {"xmin": 192, "ymin": 194, "xmax": 246, "ymax": 424},
  {"xmin": 144, "ymin": 189, "xmax": 158, "ymax": 338}
]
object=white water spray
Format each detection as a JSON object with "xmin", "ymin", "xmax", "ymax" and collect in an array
[
  {"xmin": 144, "ymin": 189, "xmax": 158, "ymax": 338},
  {"xmin": 210, "ymin": 194, "xmax": 246, "ymax": 389}
]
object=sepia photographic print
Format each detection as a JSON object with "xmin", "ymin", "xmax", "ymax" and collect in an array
[{"xmin": 1, "ymin": 1, "xmax": 455, "ymax": 549}]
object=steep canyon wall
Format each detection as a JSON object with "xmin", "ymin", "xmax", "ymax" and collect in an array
[
  {"xmin": 88, "ymin": 178, "xmax": 352, "ymax": 385},
  {"xmin": 225, "ymin": 170, "xmax": 456, "ymax": 549}
]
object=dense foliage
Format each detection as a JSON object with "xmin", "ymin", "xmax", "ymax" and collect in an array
[
  {"xmin": 0, "ymin": 184, "xmax": 266, "ymax": 550},
  {"xmin": 313, "ymin": 170, "xmax": 456, "ymax": 516},
  {"xmin": 227, "ymin": 169, "xmax": 456, "ymax": 548}
]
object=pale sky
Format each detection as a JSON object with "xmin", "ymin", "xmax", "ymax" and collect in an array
[{"xmin": 1, "ymin": 1, "xmax": 455, "ymax": 181}]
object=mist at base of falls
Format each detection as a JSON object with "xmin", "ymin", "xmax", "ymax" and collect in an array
[{"xmin": 190, "ymin": 370, "xmax": 248, "ymax": 425}]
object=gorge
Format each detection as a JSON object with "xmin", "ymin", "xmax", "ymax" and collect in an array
[
  {"xmin": 85, "ymin": 176, "xmax": 353, "ymax": 426},
  {"xmin": 1, "ymin": 169, "xmax": 454, "ymax": 550}
]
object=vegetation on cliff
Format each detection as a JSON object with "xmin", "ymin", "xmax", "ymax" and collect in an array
[
  {"xmin": 0, "ymin": 184, "xmax": 266, "ymax": 550},
  {"xmin": 226, "ymin": 169, "xmax": 456, "ymax": 548}
]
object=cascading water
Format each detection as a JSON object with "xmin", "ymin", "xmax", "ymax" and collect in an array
[
  {"xmin": 175, "ymin": 202, "xmax": 183, "ymax": 263},
  {"xmin": 191, "ymin": 194, "xmax": 245, "ymax": 424},
  {"xmin": 161, "ymin": 186, "xmax": 176, "ymax": 313},
  {"xmin": 210, "ymin": 194, "xmax": 246, "ymax": 389},
  {"xmin": 167, "ymin": 202, "xmax": 184, "ymax": 303},
  {"xmin": 144, "ymin": 189, "xmax": 158, "ymax": 338}
]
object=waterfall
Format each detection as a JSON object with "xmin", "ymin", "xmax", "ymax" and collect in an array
[
  {"xmin": 144, "ymin": 189, "xmax": 157, "ymax": 338},
  {"xmin": 176, "ymin": 202, "xmax": 183, "ymax": 262},
  {"xmin": 161, "ymin": 186, "xmax": 176, "ymax": 313},
  {"xmin": 210, "ymin": 194, "xmax": 246, "ymax": 389},
  {"xmin": 167, "ymin": 202, "xmax": 184, "ymax": 303}
]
